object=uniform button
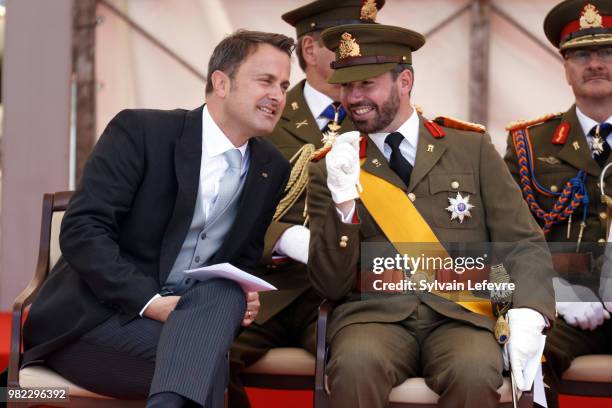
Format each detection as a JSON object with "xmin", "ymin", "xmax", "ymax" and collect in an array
[
  {"xmin": 195, "ymin": 256, "xmax": 201, "ymax": 263},
  {"xmin": 340, "ymin": 235, "xmax": 349, "ymax": 243},
  {"xmin": 550, "ymin": 185, "xmax": 559, "ymax": 193},
  {"xmin": 201, "ymin": 233, "xmax": 207, "ymax": 240},
  {"xmin": 600, "ymin": 211, "xmax": 608, "ymax": 220},
  {"xmin": 407, "ymin": 193, "xmax": 416, "ymax": 202},
  {"xmin": 339, "ymin": 241, "xmax": 348, "ymax": 248},
  {"xmin": 450, "ymin": 181, "xmax": 460, "ymax": 190},
  {"xmin": 599, "ymin": 238, "xmax": 606, "ymax": 243}
]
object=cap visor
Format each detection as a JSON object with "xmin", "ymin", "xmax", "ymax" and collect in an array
[{"xmin": 327, "ymin": 62, "xmax": 398, "ymax": 84}]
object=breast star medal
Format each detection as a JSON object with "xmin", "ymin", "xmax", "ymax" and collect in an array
[{"xmin": 446, "ymin": 192, "xmax": 474, "ymax": 223}]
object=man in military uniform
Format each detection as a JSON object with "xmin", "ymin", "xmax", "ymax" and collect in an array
[
  {"xmin": 503, "ymin": 1, "xmax": 612, "ymax": 406},
  {"xmin": 306, "ymin": 23, "xmax": 556, "ymax": 408},
  {"xmin": 228, "ymin": 1, "xmax": 384, "ymax": 406}
]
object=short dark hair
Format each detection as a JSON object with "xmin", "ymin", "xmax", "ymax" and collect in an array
[
  {"xmin": 205, "ymin": 30, "xmax": 295, "ymax": 94},
  {"xmin": 296, "ymin": 31, "xmax": 321, "ymax": 72},
  {"xmin": 390, "ymin": 63, "xmax": 414, "ymax": 80}
]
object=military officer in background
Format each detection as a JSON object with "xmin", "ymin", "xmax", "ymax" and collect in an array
[
  {"xmin": 504, "ymin": 1, "xmax": 612, "ymax": 406},
  {"xmin": 307, "ymin": 23, "xmax": 556, "ymax": 408},
  {"xmin": 228, "ymin": 1, "xmax": 384, "ymax": 406}
]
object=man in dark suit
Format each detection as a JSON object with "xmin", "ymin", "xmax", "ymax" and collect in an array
[
  {"xmin": 228, "ymin": 1, "xmax": 383, "ymax": 405},
  {"xmin": 21, "ymin": 30, "xmax": 293, "ymax": 408}
]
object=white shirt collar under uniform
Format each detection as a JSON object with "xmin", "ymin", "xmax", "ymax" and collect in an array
[
  {"xmin": 575, "ymin": 106, "xmax": 612, "ymax": 153},
  {"xmin": 369, "ymin": 107, "xmax": 420, "ymax": 166},
  {"xmin": 303, "ymin": 81, "xmax": 335, "ymax": 130}
]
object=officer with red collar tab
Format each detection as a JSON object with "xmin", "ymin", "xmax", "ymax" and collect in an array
[
  {"xmin": 504, "ymin": 1, "xmax": 612, "ymax": 407},
  {"xmin": 307, "ymin": 23, "xmax": 556, "ymax": 408}
]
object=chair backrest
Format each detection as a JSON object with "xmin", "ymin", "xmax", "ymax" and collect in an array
[{"xmin": 8, "ymin": 191, "xmax": 73, "ymax": 388}]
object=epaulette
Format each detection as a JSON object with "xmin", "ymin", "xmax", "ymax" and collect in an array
[
  {"xmin": 433, "ymin": 116, "xmax": 486, "ymax": 133},
  {"xmin": 505, "ymin": 112, "xmax": 563, "ymax": 132}
]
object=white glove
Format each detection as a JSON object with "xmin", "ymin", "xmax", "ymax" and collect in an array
[
  {"xmin": 554, "ymin": 277, "xmax": 610, "ymax": 330},
  {"xmin": 275, "ymin": 225, "xmax": 310, "ymax": 264},
  {"xmin": 505, "ymin": 308, "xmax": 547, "ymax": 391},
  {"xmin": 326, "ymin": 131, "xmax": 362, "ymax": 204},
  {"xmin": 600, "ymin": 238, "xmax": 612, "ymax": 312}
]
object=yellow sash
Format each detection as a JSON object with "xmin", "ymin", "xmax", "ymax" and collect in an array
[{"xmin": 359, "ymin": 165, "xmax": 493, "ymax": 318}]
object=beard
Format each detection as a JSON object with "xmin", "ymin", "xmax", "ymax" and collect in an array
[{"xmin": 348, "ymin": 84, "xmax": 401, "ymax": 134}]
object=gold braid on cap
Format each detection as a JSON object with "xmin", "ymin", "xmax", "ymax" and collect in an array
[
  {"xmin": 272, "ymin": 143, "xmax": 316, "ymax": 223},
  {"xmin": 360, "ymin": 0, "xmax": 378, "ymax": 22}
]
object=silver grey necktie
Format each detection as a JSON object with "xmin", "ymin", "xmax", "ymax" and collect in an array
[{"xmin": 209, "ymin": 149, "xmax": 242, "ymax": 221}]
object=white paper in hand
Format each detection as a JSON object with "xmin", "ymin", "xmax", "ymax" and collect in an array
[{"xmin": 185, "ymin": 262, "xmax": 277, "ymax": 292}]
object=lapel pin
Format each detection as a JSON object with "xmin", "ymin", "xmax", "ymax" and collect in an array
[
  {"xmin": 291, "ymin": 102, "xmax": 299, "ymax": 110},
  {"xmin": 296, "ymin": 120, "xmax": 308, "ymax": 129},
  {"xmin": 573, "ymin": 141, "xmax": 580, "ymax": 150},
  {"xmin": 427, "ymin": 144, "xmax": 434, "ymax": 153},
  {"xmin": 261, "ymin": 172, "xmax": 268, "ymax": 178},
  {"xmin": 372, "ymin": 158, "xmax": 381, "ymax": 167}
]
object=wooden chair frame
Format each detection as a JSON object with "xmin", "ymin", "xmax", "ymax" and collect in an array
[{"xmin": 8, "ymin": 191, "xmax": 145, "ymax": 407}]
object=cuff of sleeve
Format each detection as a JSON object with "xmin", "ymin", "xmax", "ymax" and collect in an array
[{"xmin": 139, "ymin": 293, "xmax": 161, "ymax": 317}]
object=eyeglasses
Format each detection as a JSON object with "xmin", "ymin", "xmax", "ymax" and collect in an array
[{"xmin": 564, "ymin": 47, "xmax": 612, "ymax": 64}]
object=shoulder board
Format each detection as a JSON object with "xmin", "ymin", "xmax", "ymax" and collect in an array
[
  {"xmin": 433, "ymin": 116, "xmax": 486, "ymax": 133},
  {"xmin": 505, "ymin": 112, "xmax": 563, "ymax": 132}
]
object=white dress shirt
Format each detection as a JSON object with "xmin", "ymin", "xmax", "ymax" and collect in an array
[
  {"xmin": 575, "ymin": 106, "xmax": 612, "ymax": 156},
  {"xmin": 303, "ymin": 81, "xmax": 335, "ymax": 131},
  {"xmin": 140, "ymin": 105, "xmax": 249, "ymax": 316}
]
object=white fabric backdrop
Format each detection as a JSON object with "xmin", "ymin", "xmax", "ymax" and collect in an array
[{"xmin": 96, "ymin": 0, "xmax": 575, "ymax": 153}]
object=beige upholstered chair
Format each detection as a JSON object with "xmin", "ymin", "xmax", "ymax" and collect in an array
[
  {"xmin": 8, "ymin": 191, "xmax": 146, "ymax": 408},
  {"xmin": 314, "ymin": 301, "xmax": 534, "ymax": 408},
  {"xmin": 559, "ymin": 354, "xmax": 612, "ymax": 398}
]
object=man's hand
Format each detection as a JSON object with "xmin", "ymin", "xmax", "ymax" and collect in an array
[
  {"xmin": 326, "ymin": 131, "xmax": 361, "ymax": 205},
  {"xmin": 554, "ymin": 277, "xmax": 610, "ymax": 330},
  {"xmin": 242, "ymin": 291, "xmax": 260, "ymax": 327},
  {"xmin": 505, "ymin": 308, "xmax": 546, "ymax": 391},
  {"xmin": 143, "ymin": 295, "xmax": 180, "ymax": 323}
]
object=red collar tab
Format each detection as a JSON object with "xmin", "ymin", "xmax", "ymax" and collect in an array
[
  {"xmin": 424, "ymin": 120, "xmax": 445, "ymax": 138},
  {"xmin": 359, "ymin": 135, "xmax": 367, "ymax": 158},
  {"xmin": 552, "ymin": 122, "xmax": 571, "ymax": 145}
]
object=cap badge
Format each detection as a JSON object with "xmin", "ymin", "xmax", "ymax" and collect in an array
[
  {"xmin": 580, "ymin": 4, "xmax": 603, "ymax": 29},
  {"xmin": 360, "ymin": 0, "xmax": 378, "ymax": 22},
  {"xmin": 339, "ymin": 32, "xmax": 362, "ymax": 59}
]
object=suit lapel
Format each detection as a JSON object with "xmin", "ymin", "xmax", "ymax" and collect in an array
[
  {"xmin": 159, "ymin": 105, "xmax": 203, "ymax": 283},
  {"xmin": 408, "ymin": 118, "xmax": 447, "ymax": 192},
  {"xmin": 557, "ymin": 106, "xmax": 600, "ymax": 177},
  {"xmin": 211, "ymin": 137, "xmax": 272, "ymax": 263},
  {"xmin": 362, "ymin": 134, "xmax": 407, "ymax": 191}
]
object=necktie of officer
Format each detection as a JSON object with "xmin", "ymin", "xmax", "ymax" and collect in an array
[
  {"xmin": 385, "ymin": 132, "xmax": 413, "ymax": 186},
  {"xmin": 591, "ymin": 123, "xmax": 612, "ymax": 167},
  {"xmin": 210, "ymin": 149, "xmax": 242, "ymax": 219}
]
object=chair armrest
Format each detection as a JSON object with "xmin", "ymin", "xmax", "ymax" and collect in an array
[
  {"xmin": 8, "ymin": 193, "xmax": 55, "ymax": 387},
  {"xmin": 314, "ymin": 299, "xmax": 334, "ymax": 408}
]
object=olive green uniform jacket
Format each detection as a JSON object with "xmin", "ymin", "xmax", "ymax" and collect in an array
[
  {"xmin": 504, "ymin": 105, "xmax": 612, "ymax": 244},
  {"xmin": 307, "ymin": 117, "xmax": 556, "ymax": 340},
  {"xmin": 255, "ymin": 80, "xmax": 355, "ymax": 323}
]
